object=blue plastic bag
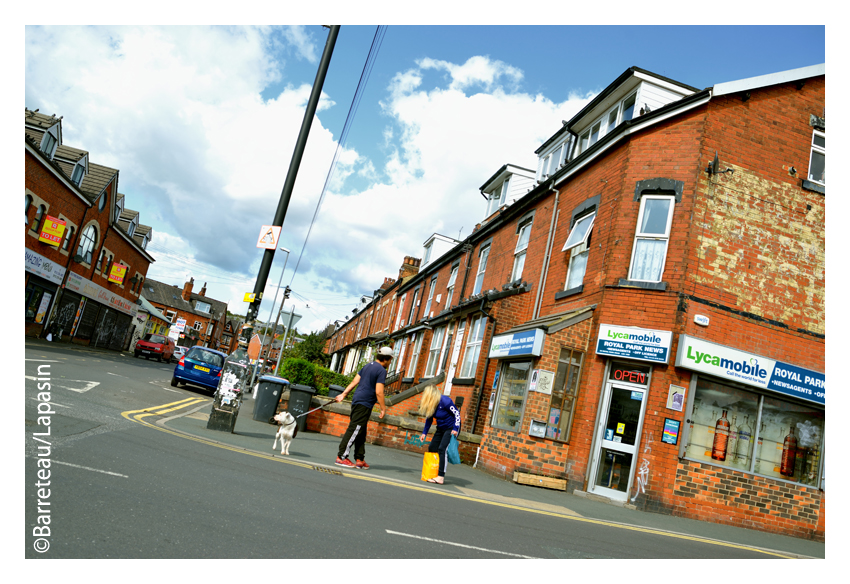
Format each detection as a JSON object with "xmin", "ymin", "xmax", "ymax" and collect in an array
[{"xmin": 447, "ymin": 434, "xmax": 461, "ymax": 465}]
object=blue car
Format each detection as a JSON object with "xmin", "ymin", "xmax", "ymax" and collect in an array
[{"xmin": 171, "ymin": 346, "xmax": 228, "ymax": 393}]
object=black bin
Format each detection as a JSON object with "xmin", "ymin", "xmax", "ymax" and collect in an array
[
  {"xmin": 253, "ymin": 376, "xmax": 290, "ymax": 423},
  {"xmin": 288, "ymin": 384, "xmax": 317, "ymax": 433},
  {"xmin": 327, "ymin": 384, "xmax": 345, "ymax": 399}
]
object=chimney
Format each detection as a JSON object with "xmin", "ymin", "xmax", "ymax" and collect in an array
[
  {"xmin": 380, "ymin": 276, "xmax": 395, "ymax": 290},
  {"xmin": 199, "ymin": 282, "xmax": 207, "ymax": 297},
  {"xmin": 182, "ymin": 277, "xmax": 194, "ymax": 301},
  {"xmin": 398, "ymin": 256, "xmax": 421, "ymax": 280}
]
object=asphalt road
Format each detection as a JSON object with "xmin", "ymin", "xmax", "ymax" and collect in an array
[{"xmin": 24, "ymin": 342, "xmax": 790, "ymax": 559}]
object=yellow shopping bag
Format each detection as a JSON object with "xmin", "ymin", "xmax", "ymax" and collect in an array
[{"xmin": 421, "ymin": 452, "xmax": 440, "ymax": 481}]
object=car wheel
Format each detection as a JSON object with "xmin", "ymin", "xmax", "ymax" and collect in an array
[
  {"xmin": 157, "ymin": 354, "xmax": 163, "ymax": 362},
  {"xmin": 134, "ymin": 352, "xmax": 140, "ymax": 358},
  {"xmin": 171, "ymin": 376, "xmax": 180, "ymax": 387}
]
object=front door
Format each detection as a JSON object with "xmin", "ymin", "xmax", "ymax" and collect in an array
[{"xmin": 588, "ymin": 375, "xmax": 649, "ymax": 502}]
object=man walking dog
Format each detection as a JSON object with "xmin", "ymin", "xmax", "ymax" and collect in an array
[{"xmin": 334, "ymin": 346, "xmax": 392, "ymax": 469}]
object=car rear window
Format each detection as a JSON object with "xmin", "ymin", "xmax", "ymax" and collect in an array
[
  {"xmin": 144, "ymin": 334, "xmax": 168, "ymax": 344},
  {"xmin": 187, "ymin": 348, "xmax": 224, "ymax": 367}
]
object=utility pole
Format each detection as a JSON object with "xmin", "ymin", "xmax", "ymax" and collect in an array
[{"xmin": 239, "ymin": 25, "xmax": 340, "ymax": 347}]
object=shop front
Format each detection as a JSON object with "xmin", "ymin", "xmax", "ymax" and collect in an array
[
  {"xmin": 63, "ymin": 271, "xmax": 138, "ymax": 350},
  {"xmin": 25, "ymin": 249, "xmax": 66, "ymax": 336},
  {"xmin": 674, "ymin": 335, "xmax": 825, "ymax": 490},
  {"xmin": 586, "ymin": 324, "xmax": 673, "ymax": 502}
]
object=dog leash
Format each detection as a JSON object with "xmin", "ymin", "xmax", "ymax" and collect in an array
[{"xmin": 295, "ymin": 400, "xmax": 335, "ymax": 419}]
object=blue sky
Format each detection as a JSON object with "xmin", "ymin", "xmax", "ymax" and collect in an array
[{"xmin": 22, "ymin": 24, "xmax": 826, "ymax": 334}]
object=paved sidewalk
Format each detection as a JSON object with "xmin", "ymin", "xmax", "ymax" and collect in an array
[{"xmin": 157, "ymin": 395, "xmax": 825, "ymax": 559}]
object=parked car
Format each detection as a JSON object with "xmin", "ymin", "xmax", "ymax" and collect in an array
[
  {"xmin": 172, "ymin": 345, "xmax": 190, "ymax": 363},
  {"xmin": 134, "ymin": 333, "xmax": 176, "ymax": 362},
  {"xmin": 172, "ymin": 346, "xmax": 228, "ymax": 393}
]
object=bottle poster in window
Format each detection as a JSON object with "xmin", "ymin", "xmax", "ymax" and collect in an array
[{"xmin": 711, "ymin": 410, "xmax": 730, "ymax": 461}]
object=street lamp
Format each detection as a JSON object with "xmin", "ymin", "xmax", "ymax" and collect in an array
[{"xmin": 249, "ymin": 246, "xmax": 290, "ymax": 393}]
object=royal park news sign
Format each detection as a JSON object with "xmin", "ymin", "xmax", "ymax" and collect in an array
[{"xmin": 595, "ymin": 324, "xmax": 672, "ymax": 364}]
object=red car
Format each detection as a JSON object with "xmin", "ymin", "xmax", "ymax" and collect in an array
[{"xmin": 134, "ymin": 333, "xmax": 176, "ymax": 362}]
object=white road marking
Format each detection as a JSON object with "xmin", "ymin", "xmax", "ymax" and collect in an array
[
  {"xmin": 107, "ymin": 372, "xmax": 128, "ymax": 378},
  {"xmin": 53, "ymin": 460, "xmax": 128, "ymax": 478},
  {"xmin": 29, "ymin": 397, "xmax": 72, "ymax": 409},
  {"xmin": 25, "ymin": 359, "xmax": 61, "ymax": 362},
  {"xmin": 385, "ymin": 529, "xmax": 539, "ymax": 558},
  {"xmin": 57, "ymin": 380, "xmax": 100, "ymax": 393},
  {"xmin": 149, "ymin": 381, "xmax": 181, "ymax": 393}
]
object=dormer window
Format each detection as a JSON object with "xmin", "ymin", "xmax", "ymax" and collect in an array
[
  {"xmin": 578, "ymin": 91, "xmax": 638, "ymax": 156},
  {"xmin": 423, "ymin": 244, "xmax": 432, "ymax": 265},
  {"xmin": 128, "ymin": 217, "xmax": 138, "ymax": 237},
  {"xmin": 485, "ymin": 177, "xmax": 510, "ymax": 217},
  {"xmin": 71, "ymin": 163, "xmax": 85, "ymax": 186},
  {"xmin": 196, "ymin": 301, "xmax": 211, "ymax": 313},
  {"xmin": 41, "ymin": 132, "xmax": 57, "ymax": 158}
]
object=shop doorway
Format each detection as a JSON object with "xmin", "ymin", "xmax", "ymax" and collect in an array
[{"xmin": 588, "ymin": 362, "xmax": 650, "ymax": 502}]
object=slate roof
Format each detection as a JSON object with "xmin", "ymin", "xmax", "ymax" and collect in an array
[{"xmin": 25, "ymin": 109, "xmax": 61, "ymax": 131}]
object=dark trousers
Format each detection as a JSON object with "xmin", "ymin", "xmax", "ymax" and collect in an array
[
  {"xmin": 428, "ymin": 426, "xmax": 454, "ymax": 477},
  {"xmin": 338, "ymin": 404, "xmax": 372, "ymax": 461}
]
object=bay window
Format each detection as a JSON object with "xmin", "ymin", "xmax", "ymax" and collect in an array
[
  {"xmin": 628, "ymin": 195, "xmax": 674, "ymax": 282},
  {"xmin": 407, "ymin": 332, "xmax": 424, "ymax": 378}
]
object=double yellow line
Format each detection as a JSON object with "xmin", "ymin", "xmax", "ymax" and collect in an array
[{"xmin": 122, "ymin": 397, "xmax": 209, "ymax": 424}]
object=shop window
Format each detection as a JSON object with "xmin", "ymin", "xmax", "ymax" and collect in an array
[
  {"xmin": 545, "ymin": 348, "xmax": 584, "ymax": 442},
  {"xmin": 808, "ymin": 130, "xmax": 825, "ymax": 185},
  {"xmin": 511, "ymin": 219, "xmax": 533, "ymax": 282},
  {"xmin": 683, "ymin": 376, "xmax": 824, "ymax": 487},
  {"xmin": 424, "ymin": 325, "xmax": 446, "ymax": 377},
  {"xmin": 492, "ymin": 360, "xmax": 532, "ymax": 432},
  {"xmin": 628, "ymin": 194, "xmax": 674, "ymax": 282},
  {"xmin": 25, "ymin": 281, "xmax": 52, "ymax": 324},
  {"xmin": 444, "ymin": 265, "xmax": 459, "ymax": 309},
  {"xmin": 472, "ymin": 244, "xmax": 490, "ymax": 295},
  {"xmin": 459, "ymin": 316, "xmax": 487, "ymax": 378}
]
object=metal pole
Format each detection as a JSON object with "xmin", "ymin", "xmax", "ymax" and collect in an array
[
  {"xmin": 250, "ymin": 248, "xmax": 289, "ymax": 394},
  {"xmin": 279, "ymin": 306, "xmax": 297, "ymax": 364},
  {"xmin": 242, "ymin": 25, "xmax": 340, "ymax": 342}
]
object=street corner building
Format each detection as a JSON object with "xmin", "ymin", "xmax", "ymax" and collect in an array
[
  {"xmin": 25, "ymin": 108, "xmax": 157, "ymax": 350},
  {"xmin": 323, "ymin": 64, "xmax": 825, "ymax": 540},
  {"xmin": 140, "ymin": 277, "xmax": 228, "ymax": 351}
]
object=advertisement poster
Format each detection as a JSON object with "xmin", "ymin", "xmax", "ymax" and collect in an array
[
  {"xmin": 38, "ymin": 215, "xmax": 66, "ymax": 247},
  {"xmin": 35, "ymin": 292, "xmax": 53, "ymax": 324},
  {"xmin": 666, "ymin": 384, "xmax": 686, "ymax": 411},
  {"xmin": 662, "ymin": 418, "xmax": 681, "ymax": 445}
]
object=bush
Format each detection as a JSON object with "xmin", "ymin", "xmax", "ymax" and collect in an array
[{"xmin": 278, "ymin": 357, "xmax": 354, "ymax": 397}]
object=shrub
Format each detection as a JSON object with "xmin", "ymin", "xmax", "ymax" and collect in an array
[{"xmin": 278, "ymin": 357, "xmax": 354, "ymax": 397}]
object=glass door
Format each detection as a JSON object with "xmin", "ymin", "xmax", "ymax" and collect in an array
[{"xmin": 588, "ymin": 383, "xmax": 649, "ymax": 501}]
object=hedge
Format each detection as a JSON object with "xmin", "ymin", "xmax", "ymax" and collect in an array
[{"xmin": 278, "ymin": 358, "xmax": 355, "ymax": 397}]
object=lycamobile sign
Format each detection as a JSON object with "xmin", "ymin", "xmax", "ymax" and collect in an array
[
  {"xmin": 675, "ymin": 334, "xmax": 824, "ymax": 405},
  {"xmin": 595, "ymin": 324, "xmax": 672, "ymax": 364}
]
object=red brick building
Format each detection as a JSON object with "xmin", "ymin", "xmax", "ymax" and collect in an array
[
  {"xmin": 25, "ymin": 109, "xmax": 155, "ymax": 349},
  {"xmin": 141, "ymin": 278, "xmax": 227, "ymax": 350},
  {"xmin": 324, "ymin": 64, "xmax": 825, "ymax": 540}
]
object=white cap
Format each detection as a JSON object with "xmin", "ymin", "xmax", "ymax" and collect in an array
[{"xmin": 377, "ymin": 346, "xmax": 393, "ymax": 357}]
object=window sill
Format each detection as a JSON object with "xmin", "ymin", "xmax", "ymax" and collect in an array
[
  {"xmin": 617, "ymin": 279, "xmax": 667, "ymax": 291},
  {"xmin": 402, "ymin": 377, "xmax": 414, "ymax": 384},
  {"xmin": 555, "ymin": 285, "xmax": 583, "ymax": 300},
  {"xmin": 801, "ymin": 179, "xmax": 825, "ymax": 195},
  {"xmin": 451, "ymin": 377, "xmax": 475, "ymax": 386}
]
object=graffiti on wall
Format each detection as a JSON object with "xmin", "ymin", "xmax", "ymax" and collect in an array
[{"xmin": 631, "ymin": 431, "xmax": 653, "ymax": 502}]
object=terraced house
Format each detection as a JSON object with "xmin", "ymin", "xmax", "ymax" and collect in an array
[
  {"xmin": 325, "ymin": 64, "xmax": 825, "ymax": 540},
  {"xmin": 25, "ymin": 108, "xmax": 156, "ymax": 350}
]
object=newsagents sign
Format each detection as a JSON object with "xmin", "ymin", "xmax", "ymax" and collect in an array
[
  {"xmin": 675, "ymin": 334, "xmax": 825, "ymax": 405},
  {"xmin": 489, "ymin": 328, "xmax": 545, "ymax": 359},
  {"xmin": 595, "ymin": 324, "xmax": 672, "ymax": 364}
]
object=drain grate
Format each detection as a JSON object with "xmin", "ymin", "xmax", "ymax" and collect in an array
[{"xmin": 314, "ymin": 466, "xmax": 343, "ymax": 475}]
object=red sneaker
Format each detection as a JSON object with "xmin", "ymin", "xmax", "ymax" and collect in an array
[
  {"xmin": 335, "ymin": 457, "xmax": 355, "ymax": 468},
  {"xmin": 355, "ymin": 460, "xmax": 370, "ymax": 470}
]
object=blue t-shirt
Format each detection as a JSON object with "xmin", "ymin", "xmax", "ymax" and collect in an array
[{"xmin": 351, "ymin": 361, "xmax": 387, "ymax": 408}]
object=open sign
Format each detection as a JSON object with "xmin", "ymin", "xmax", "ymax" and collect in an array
[{"xmin": 609, "ymin": 363, "xmax": 650, "ymax": 386}]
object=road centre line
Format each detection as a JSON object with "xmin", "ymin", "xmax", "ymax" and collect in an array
[
  {"xmin": 53, "ymin": 460, "xmax": 128, "ymax": 478},
  {"xmin": 385, "ymin": 529, "xmax": 539, "ymax": 558},
  {"xmin": 121, "ymin": 400, "xmax": 798, "ymax": 559}
]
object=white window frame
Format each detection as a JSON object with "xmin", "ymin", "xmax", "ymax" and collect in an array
[
  {"xmin": 566, "ymin": 241, "xmax": 590, "ymax": 290},
  {"xmin": 808, "ymin": 130, "xmax": 825, "ymax": 185},
  {"xmin": 423, "ymin": 277, "xmax": 437, "ymax": 317},
  {"xmin": 460, "ymin": 316, "xmax": 487, "ymax": 378},
  {"xmin": 394, "ymin": 293, "xmax": 407, "ymax": 330},
  {"xmin": 196, "ymin": 301, "xmax": 211, "ymax": 313},
  {"xmin": 473, "ymin": 244, "xmax": 490, "ymax": 296},
  {"xmin": 193, "ymin": 321, "xmax": 203, "ymax": 331},
  {"xmin": 391, "ymin": 337, "xmax": 403, "ymax": 373},
  {"xmin": 165, "ymin": 310, "xmax": 177, "ymax": 323},
  {"xmin": 41, "ymin": 131, "xmax": 57, "ymax": 158},
  {"xmin": 562, "ymin": 211, "xmax": 596, "ymax": 252},
  {"xmin": 207, "ymin": 323, "xmax": 214, "ymax": 336},
  {"xmin": 445, "ymin": 265, "xmax": 459, "ymax": 309},
  {"xmin": 407, "ymin": 332, "xmax": 424, "ymax": 378},
  {"xmin": 578, "ymin": 90, "xmax": 638, "ymax": 155},
  {"xmin": 627, "ymin": 194, "xmax": 675, "ymax": 283},
  {"xmin": 407, "ymin": 288, "xmax": 420, "ymax": 325},
  {"xmin": 511, "ymin": 220, "xmax": 533, "ymax": 282},
  {"xmin": 424, "ymin": 325, "xmax": 446, "ymax": 377}
]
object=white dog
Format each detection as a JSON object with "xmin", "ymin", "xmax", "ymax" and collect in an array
[{"xmin": 272, "ymin": 411, "xmax": 298, "ymax": 455}]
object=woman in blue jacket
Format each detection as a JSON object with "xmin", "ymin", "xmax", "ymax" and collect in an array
[{"xmin": 419, "ymin": 384, "xmax": 461, "ymax": 484}]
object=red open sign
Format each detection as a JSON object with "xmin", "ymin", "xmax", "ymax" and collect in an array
[{"xmin": 609, "ymin": 363, "xmax": 650, "ymax": 385}]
